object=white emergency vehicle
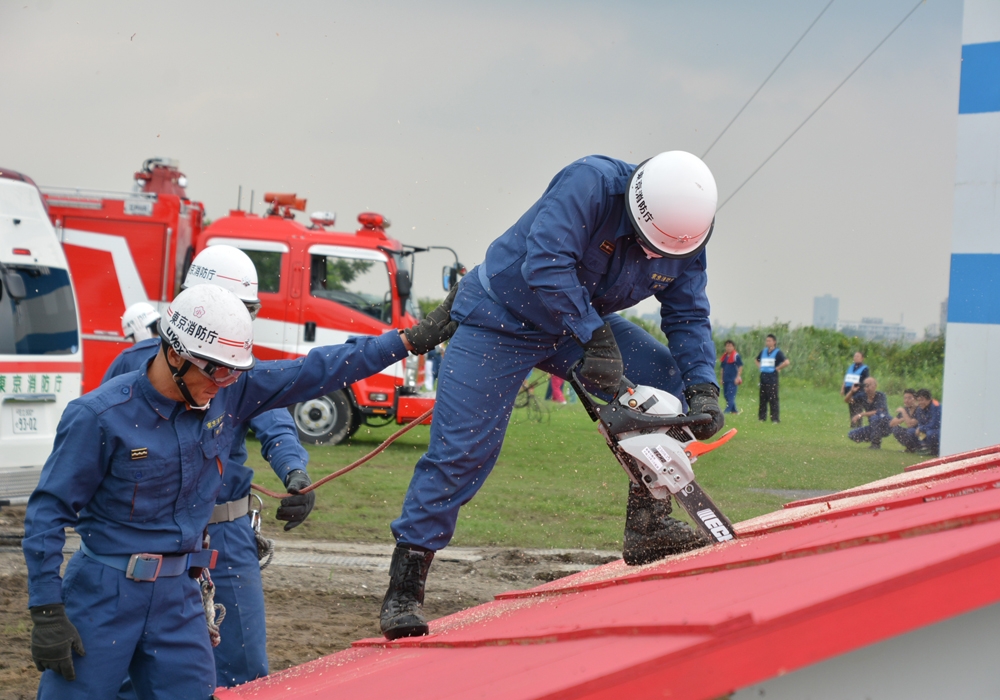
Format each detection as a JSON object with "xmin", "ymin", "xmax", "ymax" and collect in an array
[{"xmin": 0, "ymin": 169, "xmax": 81, "ymax": 503}]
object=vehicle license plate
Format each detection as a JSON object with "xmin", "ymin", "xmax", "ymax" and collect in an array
[{"xmin": 13, "ymin": 407, "xmax": 39, "ymax": 434}]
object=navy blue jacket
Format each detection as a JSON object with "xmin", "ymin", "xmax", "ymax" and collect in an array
[
  {"xmin": 464, "ymin": 155, "xmax": 715, "ymax": 387},
  {"xmin": 23, "ymin": 332, "xmax": 406, "ymax": 607},
  {"xmin": 102, "ymin": 338, "xmax": 308, "ymax": 503}
]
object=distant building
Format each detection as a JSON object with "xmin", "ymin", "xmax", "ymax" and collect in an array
[
  {"xmin": 839, "ymin": 317, "xmax": 916, "ymax": 344},
  {"xmin": 813, "ymin": 295, "xmax": 838, "ymax": 329}
]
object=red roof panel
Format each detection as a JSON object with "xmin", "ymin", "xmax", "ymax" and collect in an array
[{"xmin": 216, "ymin": 453, "xmax": 1000, "ymax": 700}]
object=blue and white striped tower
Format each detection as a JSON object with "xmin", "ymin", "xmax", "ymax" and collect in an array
[{"xmin": 941, "ymin": 1, "xmax": 1000, "ymax": 455}]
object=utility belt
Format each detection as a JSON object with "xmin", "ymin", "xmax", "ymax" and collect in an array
[
  {"xmin": 208, "ymin": 494, "xmax": 259, "ymax": 525},
  {"xmin": 80, "ymin": 540, "xmax": 218, "ymax": 582}
]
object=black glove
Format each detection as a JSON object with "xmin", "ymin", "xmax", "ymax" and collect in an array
[
  {"xmin": 685, "ymin": 383, "xmax": 725, "ymax": 440},
  {"xmin": 578, "ymin": 322, "xmax": 623, "ymax": 395},
  {"xmin": 30, "ymin": 603, "xmax": 85, "ymax": 681},
  {"xmin": 277, "ymin": 470, "xmax": 315, "ymax": 531},
  {"xmin": 403, "ymin": 286, "xmax": 459, "ymax": 355}
]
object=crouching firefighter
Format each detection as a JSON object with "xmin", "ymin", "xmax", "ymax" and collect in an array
[
  {"xmin": 107, "ymin": 246, "xmax": 314, "ymax": 694},
  {"xmin": 23, "ymin": 283, "xmax": 458, "ymax": 699},
  {"xmin": 381, "ymin": 151, "xmax": 724, "ymax": 641}
]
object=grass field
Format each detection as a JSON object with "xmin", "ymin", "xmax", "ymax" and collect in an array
[{"xmin": 248, "ymin": 382, "xmax": 926, "ymax": 549}]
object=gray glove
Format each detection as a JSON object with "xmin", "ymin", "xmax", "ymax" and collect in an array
[
  {"xmin": 579, "ymin": 322, "xmax": 623, "ymax": 395},
  {"xmin": 277, "ymin": 470, "xmax": 315, "ymax": 531},
  {"xmin": 403, "ymin": 286, "xmax": 459, "ymax": 355},
  {"xmin": 30, "ymin": 603, "xmax": 85, "ymax": 681},
  {"xmin": 685, "ymin": 383, "xmax": 724, "ymax": 440}
]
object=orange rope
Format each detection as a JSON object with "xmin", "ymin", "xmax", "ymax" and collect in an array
[{"xmin": 250, "ymin": 406, "xmax": 435, "ymax": 499}]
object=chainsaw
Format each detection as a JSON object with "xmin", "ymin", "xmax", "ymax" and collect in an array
[{"xmin": 568, "ymin": 369, "xmax": 738, "ymax": 544}]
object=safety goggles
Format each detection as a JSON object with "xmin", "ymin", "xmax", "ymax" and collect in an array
[{"xmin": 186, "ymin": 356, "xmax": 244, "ymax": 387}]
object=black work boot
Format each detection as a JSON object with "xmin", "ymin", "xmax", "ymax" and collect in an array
[
  {"xmin": 622, "ymin": 483, "xmax": 709, "ymax": 566},
  {"xmin": 380, "ymin": 545, "xmax": 435, "ymax": 640}
]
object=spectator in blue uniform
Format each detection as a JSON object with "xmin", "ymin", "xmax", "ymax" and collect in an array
[
  {"xmin": 846, "ymin": 377, "xmax": 891, "ymax": 449},
  {"xmin": 840, "ymin": 351, "xmax": 870, "ymax": 423},
  {"xmin": 913, "ymin": 388, "xmax": 942, "ymax": 456},
  {"xmin": 379, "ymin": 151, "xmax": 725, "ymax": 641},
  {"xmin": 755, "ymin": 334, "xmax": 789, "ymax": 422},
  {"xmin": 109, "ymin": 248, "xmax": 313, "ymax": 694},
  {"xmin": 23, "ymin": 284, "xmax": 456, "ymax": 700},
  {"xmin": 718, "ymin": 339, "xmax": 743, "ymax": 414},
  {"xmin": 890, "ymin": 389, "xmax": 920, "ymax": 451}
]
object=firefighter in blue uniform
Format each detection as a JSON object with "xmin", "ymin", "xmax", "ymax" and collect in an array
[
  {"xmin": 110, "ymin": 248, "xmax": 313, "ymax": 694},
  {"xmin": 379, "ymin": 152, "xmax": 725, "ymax": 640},
  {"xmin": 23, "ymin": 284, "xmax": 456, "ymax": 699}
]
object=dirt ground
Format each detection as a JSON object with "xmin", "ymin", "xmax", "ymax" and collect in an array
[{"xmin": 0, "ymin": 506, "xmax": 617, "ymax": 699}]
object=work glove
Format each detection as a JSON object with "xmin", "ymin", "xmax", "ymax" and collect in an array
[
  {"xmin": 30, "ymin": 603, "xmax": 85, "ymax": 681},
  {"xmin": 403, "ymin": 286, "xmax": 459, "ymax": 355},
  {"xmin": 578, "ymin": 322, "xmax": 623, "ymax": 395},
  {"xmin": 277, "ymin": 470, "xmax": 315, "ymax": 531},
  {"xmin": 684, "ymin": 383, "xmax": 725, "ymax": 441}
]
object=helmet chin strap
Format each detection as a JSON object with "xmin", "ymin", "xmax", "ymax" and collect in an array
[{"xmin": 164, "ymin": 348, "xmax": 211, "ymax": 410}]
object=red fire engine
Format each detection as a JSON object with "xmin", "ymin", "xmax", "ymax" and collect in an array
[{"xmin": 44, "ymin": 159, "xmax": 448, "ymax": 445}]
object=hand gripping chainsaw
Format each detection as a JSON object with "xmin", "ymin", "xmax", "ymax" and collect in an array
[{"xmin": 568, "ymin": 369, "xmax": 739, "ymax": 544}]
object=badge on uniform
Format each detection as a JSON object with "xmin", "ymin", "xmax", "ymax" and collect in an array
[
  {"xmin": 131, "ymin": 448, "xmax": 148, "ymax": 460},
  {"xmin": 599, "ymin": 240, "xmax": 616, "ymax": 255}
]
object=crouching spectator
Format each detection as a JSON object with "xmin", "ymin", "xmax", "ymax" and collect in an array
[
  {"xmin": 894, "ymin": 388, "xmax": 941, "ymax": 456},
  {"xmin": 846, "ymin": 377, "xmax": 891, "ymax": 449},
  {"xmin": 890, "ymin": 388, "xmax": 919, "ymax": 451}
]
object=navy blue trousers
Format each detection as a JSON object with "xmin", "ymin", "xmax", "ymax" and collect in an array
[
  {"xmin": 849, "ymin": 418, "xmax": 892, "ymax": 447},
  {"xmin": 723, "ymin": 380, "xmax": 739, "ymax": 413},
  {"xmin": 391, "ymin": 297, "xmax": 687, "ymax": 551},
  {"xmin": 39, "ymin": 551, "xmax": 215, "ymax": 700},
  {"xmin": 118, "ymin": 515, "xmax": 267, "ymax": 697}
]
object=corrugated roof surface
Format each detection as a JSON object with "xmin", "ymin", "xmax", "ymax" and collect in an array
[{"xmin": 215, "ymin": 447, "xmax": 1000, "ymax": 700}]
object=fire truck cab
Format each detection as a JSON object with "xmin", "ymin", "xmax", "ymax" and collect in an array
[
  {"xmin": 0, "ymin": 169, "xmax": 82, "ymax": 503},
  {"xmin": 200, "ymin": 195, "xmax": 433, "ymax": 445}
]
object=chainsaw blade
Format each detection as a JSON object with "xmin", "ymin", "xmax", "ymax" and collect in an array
[{"xmin": 673, "ymin": 482, "xmax": 736, "ymax": 543}]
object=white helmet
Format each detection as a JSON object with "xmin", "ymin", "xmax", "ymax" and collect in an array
[
  {"xmin": 184, "ymin": 244, "xmax": 261, "ymax": 314},
  {"xmin": 159, "ymin": 285, "xmax": 255, "ymax": 373},
  {"xmin": 626, "ymin": 151, "xmax": 718, "ymax": 258},
  {"xmin": 121, "ymin": 302, "xmax": 161, "ymax": 342}
]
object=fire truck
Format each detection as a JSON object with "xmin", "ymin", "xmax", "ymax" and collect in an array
[
  {"xmin": 44, "ymin": 159, "xmax": 446, "ymax": 445},
  {"xmin": 0, "ymin": 168, "xmax": 82, "ymax": 503}
]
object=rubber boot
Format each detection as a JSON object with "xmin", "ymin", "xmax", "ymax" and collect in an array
[
  {"xmin": 380, "ymin": 545, "xmax": 435, "ymax": 640},
  {"xmin": 622, "ymin": 483, "xmax": 709, "ymax": 566}
]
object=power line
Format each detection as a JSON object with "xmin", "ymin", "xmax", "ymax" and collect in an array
[
  {"xmin": 717, "ymin": 0, "xmax": 925, "ymax": 213},
  {"xmin": 702, "ymin": 0, "xmax": 836, "ymax": 160}
]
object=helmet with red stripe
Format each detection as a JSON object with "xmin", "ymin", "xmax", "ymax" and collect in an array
[
  {"xmin": 183, "ymin": 244, "xmax": 261, "ymax": 317},
  {"xmin": 625, "ymin": 151, "xmax": 718, "ymax": 259},
  {"xmin": 159, "ymin": 285, "xmax": 255, "ymax": 373}
]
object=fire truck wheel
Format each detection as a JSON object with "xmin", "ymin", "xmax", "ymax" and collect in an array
[{"xmin": 289, "ymin": 390, "xmax": 354, "ymax": 445}]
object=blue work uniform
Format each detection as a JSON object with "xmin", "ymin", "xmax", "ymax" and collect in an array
[
  {"xmin": 847, "ymin": 390, "xmax": 891, "ymax": 448},
  {"xmin": 104, "ymin": 337, "xmax": 308, "ymax": 691},
  {"xmin": 23, "ymin": 332, "xmax": 406, "ymax": 700},
  {"xmin": 391, "ymin": 155, "xmax": 716, "ymax": 552},
  {"xmin": 892, "ymin": 401, "xmax": 942, "ymax": 455},
  {"xmin": 718, "ymin": 351, "xmax": 743, "ymax": 413}
]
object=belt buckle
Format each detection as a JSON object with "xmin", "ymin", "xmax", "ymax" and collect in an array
[
  {"xmin": 249, "ymin": 493, "xmax": 263, "ymax": 534},
  {"xmin": 126, "ymin": 553, "xmax": 163, "ymax": 581}
]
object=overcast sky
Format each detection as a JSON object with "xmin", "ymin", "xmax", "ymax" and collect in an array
[{"xmin": 1, "ymin": 0, "xmax": 963, "ymax": 333}]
